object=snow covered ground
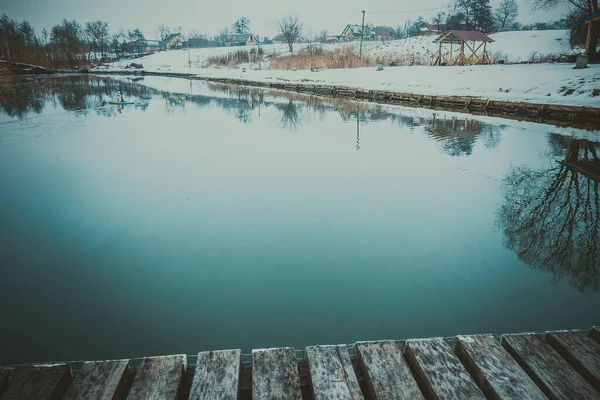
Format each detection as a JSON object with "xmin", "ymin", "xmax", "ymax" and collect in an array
[{"xmin": 102, "ymin": 30, "xmax": 599, "ymax": 107}]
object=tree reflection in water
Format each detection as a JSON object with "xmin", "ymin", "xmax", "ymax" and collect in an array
[
  {"xmin": 0, "ymin": 76, "xmax": 154, "ymax": 118},
  {"xmin": 427, "ymin": 114, "xmax": 503, "ymax": 156},
  {"xmin": 497, "ymin": 135, "xmax": 600, "ymax": 291}
]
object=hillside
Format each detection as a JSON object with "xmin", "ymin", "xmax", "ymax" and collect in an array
[
  {"xmin": 101, "ymin": 29, "xmax": 599, "ymax": 108},
  {"xmin": 108, "ymin": 30, "xmax": 577, "ymax": 72}
]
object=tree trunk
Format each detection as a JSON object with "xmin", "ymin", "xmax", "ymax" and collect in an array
[
  {"xmin": 586, "ymin": 22, "xmax": 600, "ymax": 63},
  {"xmin": 288, "ymin": 43, "xmax": 293, "ymax": 52}
]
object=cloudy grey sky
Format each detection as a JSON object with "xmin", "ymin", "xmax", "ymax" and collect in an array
[{"xmin": 1, "ymin": 0, "xmax": 567, "ymax": 39}]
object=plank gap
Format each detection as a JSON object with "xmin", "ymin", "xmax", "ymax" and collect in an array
[
  {"xmin": 239, "ymin": 364, "xmax": 252, "ymax": 400},
  {"xmin": 350, "ymin": 355, "xmax": 371, "ymax": 399},
  {"xmin": 297, "ymin": 359, "xmax": 315, "ymax": 400}
]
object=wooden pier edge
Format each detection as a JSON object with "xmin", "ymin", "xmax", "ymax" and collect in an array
[
  {"xmin": 1, "ymin": 326, "xmax": 599, "ymax": 399},
  {"xmin": 83, "ymin": 69, "xmax": 600, "ymax": 131}
]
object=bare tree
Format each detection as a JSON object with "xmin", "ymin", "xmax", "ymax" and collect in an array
[
  {"xmin": 277, "ymin": 15, "xmax": 304, "ymax": 52},
  {"xmin": 85, "ymin": 21, "xmax": 109, "ymax": 61},
  {"xmin": 214, "ymin": 27, "xmax": 230, "ymax": 46},
  {"xmin": 497, "ymin": 136, "xmax": 600, "ymax": 291},
  {"xmin": 433, "ymin": 11, "xmax": 446, "ymax": 32},
  {"xmin": 158, "ymin": 25, "xmax": 170, "ymax": 41},
  {"xmin": 532, "ymin": 0, "xmax": 598, "ymax": 61},
  {"xmin": 318, "ymin": 30, "xmax": 328, "ymax": 43},
  {"xmin": 494, "ymin": 0, "xmax": 518, "ymax": 31}
]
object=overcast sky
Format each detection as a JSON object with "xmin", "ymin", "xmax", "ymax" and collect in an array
[{"xmin": 1, "ymin": 0, "xmax": 567, "ymax": 39}]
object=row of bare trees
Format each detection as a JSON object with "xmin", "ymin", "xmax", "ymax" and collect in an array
[{"xmin": 0, "ymin": 13, "xmax": 151, "ymax": 69}]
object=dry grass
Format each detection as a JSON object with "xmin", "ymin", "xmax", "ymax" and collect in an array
[
  {"xmin": 206, "ymin": 48, "xmax": 265, "ymax": 67},
  {"xmin": 268, "ymin": 46, "xmax": 432, "ymax": 70}
]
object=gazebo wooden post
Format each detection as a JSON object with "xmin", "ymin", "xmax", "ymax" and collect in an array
[
  {"xmin": 459, "ymin": 40, "xmax": 465, "ymax": 65},
  {"xmin": 586, "ymin": 21, "xmax": 593, "ymax": 54},
  {"xmin": 450, "ymin": 41, "xmax": 453, "ymax": 65},
  {"xmin": 483, "ymin": 42, "xmax": 487, "ymax": 64}
]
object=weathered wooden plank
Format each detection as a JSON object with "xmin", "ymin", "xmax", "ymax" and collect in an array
[
  {"xmin": 189, "ymin": 349, "xmax": 241, "ymax": 400},
  {"xmin": 0, "ymin": 364, "xmax": 71, "ymax": 400},
  {"xmin": 546, "ymin": 331, "xmax": 600, "ymax": 391},
  {"xmin": 502, "ymin": 333, "xmax": 598, "ymax": 399},
  {"xmin": 0, "ymin": 369, "xmax": 10, "ymax": 397},
  {"xmin": 127, "ymin": 355, "xmax": 186, "ymax": 400},
  {"xmin": 62, "ymin": 360, "xmax": 131, "ymax": 400},
  {"xmin": 356, "ymin": 341, "xmax": 424, "ymax": 400},
  {"xmin": 252, "ymin": 347, "xmax": 302, "ymax": 400},
  {"xmin": 591, "ymin": 327, "xmax": 600, "ymax": 344},
  {"xmin": 404, "ymin": 338, "xmax": 485, "ymax": 400},
  {"xmin": 305, "ymin": 345, "xmax": 363, "ymax": 400},
  {"xmin": 454, "ymin": 335, "xmax": 545, "ymax": 400}
]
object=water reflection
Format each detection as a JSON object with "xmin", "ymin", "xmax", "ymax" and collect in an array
[
  {"xmin": 0, "ymin": 76, "xmax": 155, "ymax": 119},
  {"xmin": 498, "ymin": 135, "xmax": 600, "ymax": 291},
  {"xmin": 2, "ymin": 76, "xmax": 599, "ymax": 293},
  {"xmin": 427, "ymin": 114, "xmax": 503, "ymax": 156}
]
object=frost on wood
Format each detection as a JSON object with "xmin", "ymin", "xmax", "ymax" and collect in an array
[
  {"xmin": 405, "ymin": 338, "xmax": 485, "ymax": 400},
  {"xmin": 454, "ymin": 335, "xmax": 545, "ymax": 400},
  {"xmin": 546, "ymin": 331, "xmax": 600, "ymax": 391},
  {"xmin": 189, "ymin": 349, "xmax": 241, "ymax": 400},
  {"xmin": 356, "ymin": 341, "xmax": 424, "ymax": 400},
  {"xmin": 127, "ymin": 355, "xmax": 186, "ymax": 400},
  {"xmin": 502, "ymin": 334, "xmax": 598, "ymax": 399},
  {"xmin": 252, "ymin": 347, "xmax": 302, "ymax": 400},
  {"xmin": 63, "ymin": 360, "xmax": 131, "ymax": 400},
  {"xmin": 0, "ymin": 364, "xmax": 71, "ymax": 400},
  {"xmin": 306, "ymin": 345, "xmax": 363, "ymax": 400}
]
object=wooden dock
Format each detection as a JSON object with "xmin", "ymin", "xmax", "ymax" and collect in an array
[{"xmin": 1, "ymin": 327, "xmax": 599, "ymax": 399}]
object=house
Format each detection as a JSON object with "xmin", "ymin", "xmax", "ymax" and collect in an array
[
  {"xmin": 164, "ymin": 33, "xmax": 184, "ymax": 49},
  {"xmin": 140, "ymin": 39, "xmax": 163, "ymax": 53},
  {"xmin": 226, "ymin": 34, "xmax": 257, "ymax": 46},
  {"xmin": 324, "ymin": 35, "xmax": 343, "ymax": 43},
  {"xmin": 372, "ymin": 26, "xmax": 395, "ymax": 41},
  {"xmin": 341, "ymin": 24, "xmax": 374, "ymax": 41},
  {"xmin": 420, "ymin": 24, "xmax": 451, "ymax": 35}
]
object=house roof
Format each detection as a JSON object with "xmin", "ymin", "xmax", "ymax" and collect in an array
[
  {"xmin": 434, "ymin": 30, "xmax": 494, "ymax": 44},
  {"xmin": 165, "ymin": 33, "xmax": 182, "ymax": 42},
  {"xmin": 142, "ymin": 39, "xmax": 162, "ymax": 47},
  {"xmin": 373, "ymin": 26, "xmax": 395, "ymax": 35},
  {"xmin": 226, "ymin": 34, "xmax": 255, "ymax": 42},
  {"xmin": 580, "ymin": 12, "xmax": 600, "ymax": 23},
  {"xmin": 342, "ymin": 24, "xmax": 368, "ymax": 35}
]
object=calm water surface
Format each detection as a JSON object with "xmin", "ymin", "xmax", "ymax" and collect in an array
[{"xmin": 0, "ymin": 75, "xmax": 598, "ymax": 364}]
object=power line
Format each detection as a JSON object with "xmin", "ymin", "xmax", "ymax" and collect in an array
[{"xmin": 367, "ymin": 7, "xmax": 446, "ymax": 15}]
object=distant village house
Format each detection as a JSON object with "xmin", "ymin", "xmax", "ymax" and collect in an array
[
  {"xmin": 372, "ymin": 26, "xmax": 395, "ymax": 41},
  {"xmin": 341, "ymin": 24, "xmax": 374, "ymax": 41},
  {"xmin": 226, "ymin": 34, "xmax": 257, "ymax": 46},
  {"xmin": 164, "ymin": 33, "xmax": 184, "ymax": 49},
  {"xmin": 338, "ymin": 25, "xmax": 395, "ymax": 41},
  {"xmin": 140, "ymin": 39, "xmax": 163, "ymax": 53}
]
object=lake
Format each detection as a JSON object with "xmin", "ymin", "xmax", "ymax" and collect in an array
[{"xmin": 0, "ymin": 75, "xmax": 598, "ymax": 365}]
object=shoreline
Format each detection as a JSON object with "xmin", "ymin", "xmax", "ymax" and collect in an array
[{"xmin": 77, "ymin": 69, "xmax": 600, "ymax": 131}]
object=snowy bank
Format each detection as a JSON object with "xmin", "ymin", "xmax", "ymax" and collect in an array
[
  {"xmin": 100, "ymin": 63, "xmax": 600, "ymax": 108},
  {"xmin": 109, "ymin": 30, "xmax": 576, "ymax": 70},
  {"xmin": 99, "ymin": 30, "xmax": 599, "ymax": 108}
]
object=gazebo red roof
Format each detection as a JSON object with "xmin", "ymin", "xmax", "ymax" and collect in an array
[{"xmin": 434, "ymin": 30, "xmax": 494, "ymax": 43}]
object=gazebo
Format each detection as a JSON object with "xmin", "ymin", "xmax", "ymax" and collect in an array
[
  {"xmin": 581, "ymin": 12, "xmax": 600, "ymax": 59},
  {"xmin": 432, "ymin": 30, "xmax": 494, "ymax": 66}
]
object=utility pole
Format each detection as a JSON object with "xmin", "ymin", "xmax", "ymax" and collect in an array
[
  {"xmin": 359, "ymin": 10, "xmax": 366, "ymax": 62},
  {"xmin": 186, "ymin": 35, "xmax": 191, "ymax": 69},
  {"xmin": 257, "ymin": 35, "xmax": 261, "ymax": 70}
]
